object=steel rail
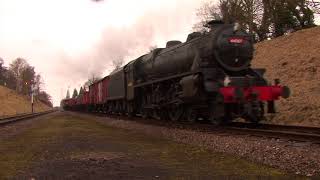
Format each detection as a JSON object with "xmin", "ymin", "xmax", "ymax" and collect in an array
[
  {"xmin": 223, "ymin": 122, "xmax": 320, "ymax": 143},
  {"xmin": 228, "ymin": 122, "xmax": 320, "ymax": 135},
  {"xmin": 0, "ymin": 110, "xmax": 57, "ymax": 126}
]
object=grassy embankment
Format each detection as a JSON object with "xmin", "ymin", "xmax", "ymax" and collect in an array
[
  {"xmin": 0, "ymin": 85, "xmax": 51, "ymax": 117},
  {"xmin": 253, "ymin": 26, "xmax": 320, "ymax": 126}
]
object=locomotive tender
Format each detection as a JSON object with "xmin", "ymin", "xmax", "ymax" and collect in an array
[{"xmin": 61, "ymin": 21, "xmax": 290, "ymax": 124}]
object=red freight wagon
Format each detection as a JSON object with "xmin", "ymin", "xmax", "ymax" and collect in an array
[
  {"xmin": 89, "ymin": 82, "xmax": 99, "ymax": 105},
  {"xmin": 76, "ymin": 96, "xmax": 82, "ymax": 105},
  {"xmin": 75, "ymin": 91, "xmax": 89, "ymax": 105},
  {"xmin": 62, "ymin": 98, "xmax": 76, "ymax": 109},
  {"xmin": 82, "ymin": 91, "xmax": 90, "ymax": 105},
  {"xmin": 69, "ymin": 98, "xmax": 77, "ymax": 106},
  {"xmin": 101, "ymin": 76, "xmax": 109, "ymax": 104},
  {"xmin": 89, "ymin": 76, "xmax": 109, "ymax": 105}
]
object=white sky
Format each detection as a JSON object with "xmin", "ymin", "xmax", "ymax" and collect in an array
[
  {"xmin": 0, "ymin": 0, "xmax": 205, "ymax": 106},
  {"xmin": 0, "ymin": 0, "xmax": 319, "ymax": 106}
]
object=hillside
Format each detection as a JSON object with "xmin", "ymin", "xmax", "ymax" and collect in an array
[
  {"xmin": 253, "ymin": 26, "xmax": 320, "ymax": 126},
  {"xmin": 0, "ymin": 85, "xmax": 51, "ymax": 117}
]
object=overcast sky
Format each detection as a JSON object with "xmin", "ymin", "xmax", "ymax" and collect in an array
[{"xmin": 0, "ymin": 0, "xmax": 319, "ymax": 106}]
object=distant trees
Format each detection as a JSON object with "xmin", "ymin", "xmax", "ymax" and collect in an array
[
  {"xmin": 21, "ymin": 65, "xmax": 36, "ymax": 95},
  {"xmin": 8, "ymin": 58, "xmax": 37, "ymax": 95},
  {"xmin": 0, "ymin": 57, "xmax": 52, "ymax": 107},
  {"xmin": 9, "ymin": 58, "xmax": 27, "ymax": 92},
  {"xmin": 4, "ymin": 71, "xmax": 17, "ymax": 90},
  {"xmin": 0, "ymin": 58, "xmax": 5, "ymax": 86},
  {"xmin": 33, "ymin": 74, "xmax": 42, "ymax": 96},
  {"xmin": 307, "ymin": 0, "xmax": 320, "ymax": 14},
  {"xmin": 72, "ymin": 88, "xmax": 78, "ymax": 98},
  {"xmin": 78, "ymin": 87, "xmax": 84, "ymax": 98},
  {"xmin": 194, "ymin": 0, "xmax": 320, "ymax": 41},
  {"xmin": 193, "ymin": 1, "xmax": 222, "ymax": 32},
  {"xmin": 37, "ymin": 91, "xmax": 53, "ymax": 107},
  {"xmin": 66, "ymin": 89, "xmax": 71, "ymax": 99}
]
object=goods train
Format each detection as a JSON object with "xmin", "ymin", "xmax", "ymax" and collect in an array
[{"xmin": 61, "ymin": 21, "xmax": 290, "ymax": 124}]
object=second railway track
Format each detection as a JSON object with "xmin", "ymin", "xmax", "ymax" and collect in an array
[{"xmin": 0, "ymin": 110, "xmax": 57, "ymax": 126}]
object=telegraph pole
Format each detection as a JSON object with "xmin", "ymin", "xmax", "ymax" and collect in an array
[
  {"xmin": 31, "ymin": 92, "xmax": 34, "ymax": 113},
  {"xmin": 31, "ymin": 85, "xmax": 35, "ymax": 113}
]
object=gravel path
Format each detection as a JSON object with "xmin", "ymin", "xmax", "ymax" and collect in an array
[{"xmin": 78, "ymin": 112, "xmax": 320, "ymax": 177}]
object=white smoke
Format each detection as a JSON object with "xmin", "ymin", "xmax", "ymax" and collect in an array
[{"xmin": 54, "ymin": 0, "xmax": 202, "ymax": 92}]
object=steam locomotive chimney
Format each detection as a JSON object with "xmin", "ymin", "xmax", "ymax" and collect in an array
[{"xmin": 205, "ymin": 20, "xmax": 225, "ymax": 29}]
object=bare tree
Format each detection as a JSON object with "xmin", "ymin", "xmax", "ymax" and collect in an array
[
  {"xmin": 34, "ymin": 74, "xmax": 43, "ymax": 95},
  {"xmin": 9, "ymin": 58, "xmax": 28, "ymax": 93},
  {"xmin": 112, "ymin": 58, "xmax": 124, "ymax": 71},
  {"xmin": 219, "ymin": 0, "xmax": 245, "ymax": 23},
  {"xmin": 0, "ymin": 57, "xmax": 3, "ymax": 68},
  {"xmin": 306, "ymin": 0, "xmax": 320, "ymax": 14},
  {"xmin": 38, "ymin": 91, "xmax": 53, "ymax": 107},
  {"xmin": 286, "ymin": 0, "xmax": 318, "ymax": 28},
  {"xmin": 84, "ymin": 74, "xmax": 101, "ymax": 89},
  {"xmin": 193, "ymin": 1, "xmax": 222, "ymax": 32},
  {"xmin": 195, "ymin": 0, "xmax": 318, "ymax": 41},
  {"xmin": 4, "ymin": 70, "xmax": 17, "ymax": 89},
  {"xmin": 0, "ymin": 58, "xmax": 5, "ymax": 85},
  {"xmin": 219, "ymin": 0, "xmax": 270, "ymax": 40},
  {"xmin": 21, "ymin": 65, "xmax": 35, "ymax": 95}
]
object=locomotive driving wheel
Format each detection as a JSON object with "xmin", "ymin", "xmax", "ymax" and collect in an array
[
  {"xmin": 141, "ymin": 91, "xmax": 152, "ymax": 119},
  {"xmin": 167, "ymin": 104, "xmax": 184, "ymax": 121},
  {"xmin": 185, "ymin": 107, "xmax": 197, "ymax": 123},
  {"xmin": 141, "ymin": 108, "xmax": 152, "ymax": 119},
  {"xmin": 208, "ymin": 94, "xmax": 225, "ymax": 126},
  {"xmin": 244, "ymin": 102, "xmax": 264, "ymax": 124}
]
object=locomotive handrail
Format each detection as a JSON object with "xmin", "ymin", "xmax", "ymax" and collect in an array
[{"xmin": 134, "ymin": 71, "xmax": 199, "ymax": 88}]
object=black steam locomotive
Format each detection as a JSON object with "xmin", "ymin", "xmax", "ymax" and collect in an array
[{"xmin": 62, "ymin": 21, "xmax": 290, "ymax": 124}]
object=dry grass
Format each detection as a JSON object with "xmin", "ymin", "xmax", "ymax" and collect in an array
[
  {"xmin": 0, "ymin": 112, "xmax": 285, "ymax": 178},
  {"xmin": 0, "ymin": 85, "xmax": 51, "ymax": 117},
  {"xmin": 253, "ymin": 26, "xmax": 320, "ymax": 126}
]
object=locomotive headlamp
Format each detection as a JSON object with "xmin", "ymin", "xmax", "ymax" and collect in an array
[
  {"xmin": 233, "ymin": 22, "xmax": 240, "ymax": 32},
  {"xmin": 224, "ymin": 76, "xmax": 231, "ymax": 87}
]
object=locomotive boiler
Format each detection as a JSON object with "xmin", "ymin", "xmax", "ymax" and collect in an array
[{"xmin": 136, "ymin": 21, "xmax": 253, "ymax": 80}]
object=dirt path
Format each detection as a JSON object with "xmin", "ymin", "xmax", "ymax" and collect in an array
[{"xmin": 0, "ymin": 112, "xmax": 288, "ymax": 179}]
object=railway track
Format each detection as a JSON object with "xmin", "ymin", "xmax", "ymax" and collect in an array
[
  {"xmin": 224, "ymin": 122, "xmax": 320, "ymax": 144},
  {"xmin": 74, "ymin": 113, "xmax": 320, "ymax": 144},
  {"xmin": 74, "ymin": 111, "xmax": 320, "ymax": 144},
  {"xmin": 0, "ymin": 110, "xmax": 57, "ymax": 126}
]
